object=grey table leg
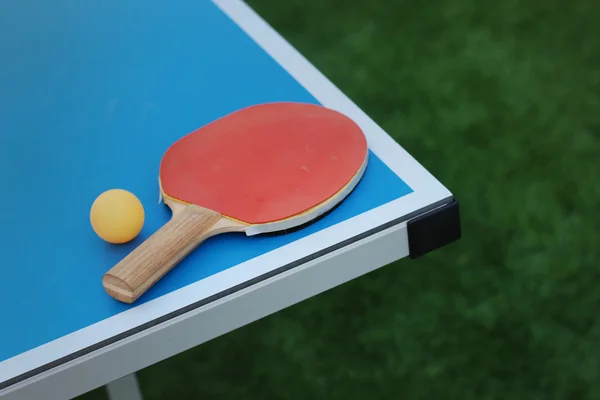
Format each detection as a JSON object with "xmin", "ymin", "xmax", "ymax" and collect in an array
[{"xmin": 106, "ymin": 373, "xmax": 143, "ymax": 400}]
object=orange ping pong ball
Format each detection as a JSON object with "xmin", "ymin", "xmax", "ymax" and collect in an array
[{"xmin": 90, "ymin": 189, "xmax": 145, "ymax": 244}]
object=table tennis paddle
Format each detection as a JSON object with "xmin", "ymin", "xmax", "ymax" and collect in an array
[{"xmin": 102, "ymin": 102, "xmax": 369, "ymax": 303}]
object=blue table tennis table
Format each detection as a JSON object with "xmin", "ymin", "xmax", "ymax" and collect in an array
[{"xmin": 0, "ymin": 1, "xmax": 461, "ymax": 399}]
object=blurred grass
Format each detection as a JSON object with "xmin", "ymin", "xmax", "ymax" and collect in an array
[{"xmin": 80, "ymin": 0, "xmax": 600, "ymax": 398}]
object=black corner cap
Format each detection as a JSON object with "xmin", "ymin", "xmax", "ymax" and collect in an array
[{"xmin": 407, "ymin": 197, "xmax": 461, "ymax": 258}]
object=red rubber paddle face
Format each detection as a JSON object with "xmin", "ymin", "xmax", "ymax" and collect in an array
[{"xmin": 159, "ymin": 102, "xmax": 368, "ymax": 225}]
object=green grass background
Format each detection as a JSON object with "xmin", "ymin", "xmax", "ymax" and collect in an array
[{"xmin": 81, "ymin": 0, "xmax": 600, "ymax": 398}]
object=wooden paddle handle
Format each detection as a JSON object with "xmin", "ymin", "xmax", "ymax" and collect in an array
[{"xmin": 102, "ymin": 205, "xmax": 222, "ymax": 303}]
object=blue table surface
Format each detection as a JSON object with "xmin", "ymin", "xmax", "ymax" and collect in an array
[{"xmin": 0, "ymin": 0, "xmax": 412, "ymax": 364}]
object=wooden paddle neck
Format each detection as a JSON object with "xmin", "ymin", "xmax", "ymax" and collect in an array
[{"xmin": 103, "ymin": 203, "xmax": 245, "ymax": 303}]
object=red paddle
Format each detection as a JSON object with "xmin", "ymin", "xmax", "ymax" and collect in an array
[{"xmin": 103, "ymin": 102, "xmax": 368, "ymax": 303}]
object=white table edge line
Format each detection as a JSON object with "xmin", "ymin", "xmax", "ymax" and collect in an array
[{"xmin": 0, "ymin": 194, "xmax": 454, "ymax": 390}]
